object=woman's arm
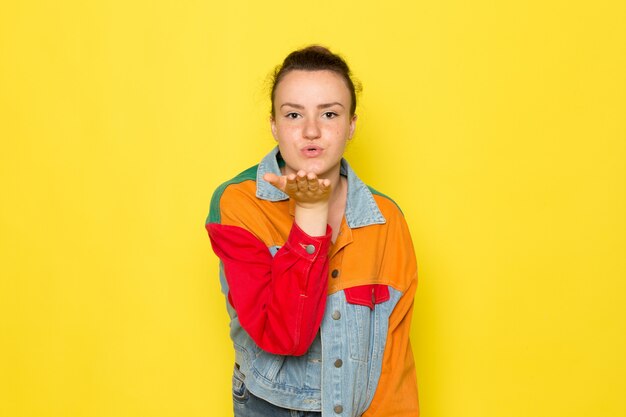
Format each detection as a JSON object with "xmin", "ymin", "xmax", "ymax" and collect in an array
[{"xmin": 206, "ymin": 170, "xmax": 333, "ymax": 356}]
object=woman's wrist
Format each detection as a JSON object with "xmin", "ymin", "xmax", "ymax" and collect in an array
[{"xmin": 294, "ymin": 202, "xmax": 329, "ymax": 237}]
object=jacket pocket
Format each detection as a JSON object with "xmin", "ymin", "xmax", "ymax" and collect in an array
[{"xmin": 344, "ymin": 284, "xmax": 390, "ymax": 362}]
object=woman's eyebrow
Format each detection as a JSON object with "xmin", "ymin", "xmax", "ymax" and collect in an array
[
  {"xmin": 318, "ymin": 102, "xmax": 344, "ymax": 109},
  {"xmin": 279, "ymin": 102, "xmax": 345, "ymax": 110},
  {"xmin": 280, "ymin": 102, "xmax": 304, "ymax": 109}
]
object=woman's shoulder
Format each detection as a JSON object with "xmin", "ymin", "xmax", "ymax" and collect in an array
[{"xmin": 207, "ymin": 165, "xmax": 259, "ymax": 225}]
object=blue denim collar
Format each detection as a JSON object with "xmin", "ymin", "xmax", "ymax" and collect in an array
[{"xmin": 256, "ymin": 147, "xmax": 386, "ymax": 228}]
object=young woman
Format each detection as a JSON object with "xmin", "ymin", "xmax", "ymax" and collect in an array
[{"xmin": 206, "ymin": 46, "xmax": 419, "ymax": 417}]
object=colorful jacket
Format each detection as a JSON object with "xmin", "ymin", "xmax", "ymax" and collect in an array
[{"xmin": 206, "ymin": 147, "xmax": 419, "ymax": 416}]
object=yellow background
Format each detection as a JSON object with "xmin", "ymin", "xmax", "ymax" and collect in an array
[{"xmin": 1, "ymin": 0, "xmax": 624, "ymax": 416}]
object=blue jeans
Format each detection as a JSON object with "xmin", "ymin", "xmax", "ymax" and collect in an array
[{"xmin": 232, "ymin": 364, "xmax": 322, "ymax": 417}]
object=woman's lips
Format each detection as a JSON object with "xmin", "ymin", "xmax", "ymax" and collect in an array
[{"xmin": 301, "ymin": 146, "xmax": 323, "ymax": 158}]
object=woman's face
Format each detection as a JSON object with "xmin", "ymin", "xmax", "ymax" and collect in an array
[{"xmin": 271, "ymin": 70, "xmax": 356, "ymax": 180}]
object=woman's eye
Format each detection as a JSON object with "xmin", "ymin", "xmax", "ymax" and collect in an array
[
  {"xmin": 286, "ymin": 112, "xmax": 300, "ymax": 119},
  {"xmin": 323, "ymin": 112, "xmax": 338, "ymax": 118}
]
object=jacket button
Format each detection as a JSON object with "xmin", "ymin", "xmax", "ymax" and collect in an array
[
  {"xmin": 331, "ymin": 310, "xmax": 341, "ymax": 320},
  {"xmin": 334, "ymin": 359, "xmax": 343, "ymax": 368},
  {"xmin": 305, "ymin": 244, "xmax": 315, "ymax": 254},
  {"xmin": 331, "ymin": 269, "xmax": 340, "ymax": 278},
  {"xmin": 334, "ymin": 405, "xmax": 343, "ymax": 414}
]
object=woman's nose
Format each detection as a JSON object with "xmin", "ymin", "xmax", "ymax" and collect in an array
[{"xmin": 303, "ymin": 119, "xmax": 321, "ymax": 139}]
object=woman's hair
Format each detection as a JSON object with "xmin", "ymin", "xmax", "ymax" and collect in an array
[{"xmin": 270, "ymin": 45, "xmax": 360, "ymax": 117}]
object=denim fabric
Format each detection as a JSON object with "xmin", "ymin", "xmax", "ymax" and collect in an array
[
  {"xmin": 229, "ymin": 313, "xmax": 323, "ymax": 411},
  {"xmin": 233, "ymin": 364, "xmax": 321, "ymax": 417},
  {"xmin": 319, "ymin": 288, "xmax": 402, "ymax": 416}
]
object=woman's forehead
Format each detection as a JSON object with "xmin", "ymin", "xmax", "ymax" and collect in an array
[{"xmin": 274, "ymin": 70, "xmax": 352, "ymax": 104}]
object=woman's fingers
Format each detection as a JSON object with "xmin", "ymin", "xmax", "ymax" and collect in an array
[
  {"xmin": 264, "ymin": 171, "xmax": 330, "ymax": 201},
  {"xmin": 307, "ymin": 172, "xmax": 319, "ymax": 191},
  {"xmin": 296, "ymin": 171, "xmax": 308, "ymax": 191},
  {"xmin": 263, "ymin": 172, "xmax": 280, "ymax": 187},
  {"xmin": 285, "ymin": 174, "xmax": 298, "ymax": 194}
]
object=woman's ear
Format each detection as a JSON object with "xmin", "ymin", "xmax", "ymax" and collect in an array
[
  {"xmin": 270, "ymin": 115, "xmax": 278, "ymax": 141},
  {"xmin": 349, "ymin": 114, "xmax": 358, "ymax": 139}
]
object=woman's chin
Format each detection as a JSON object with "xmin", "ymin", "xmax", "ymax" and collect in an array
[{"xmin": 297, "ymin": 162, "xmax": 324, "ymax": 176}]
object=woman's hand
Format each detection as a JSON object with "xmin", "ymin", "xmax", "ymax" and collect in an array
[
  {"xmin": 263, "ymin": 170, "xmax": 331, "ymax": 237},
  {"xmin": 264, "ymin": 170, "xmax": 331, "ymax": 209}
]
